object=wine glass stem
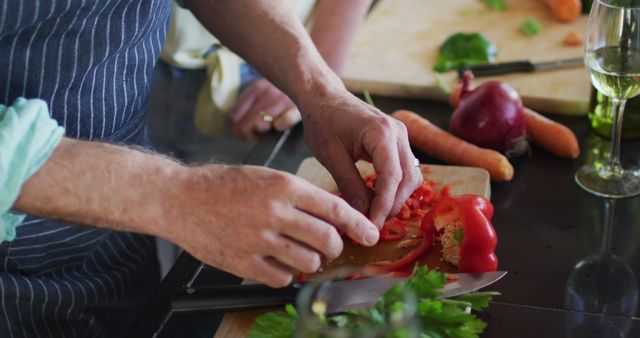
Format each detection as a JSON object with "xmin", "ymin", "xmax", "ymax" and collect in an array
[
  {"xmin": 606, "ymin": 98, "xmax": 627, "ymax": 175},
  {"xmin": 600, "ymin": 199, "xmax": 616, "ymax": 255}
]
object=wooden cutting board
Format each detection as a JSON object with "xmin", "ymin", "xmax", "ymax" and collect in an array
[
  {"xmin": 213, "ymin": 158, "xmax": 490, "ymax": 338},
  {"xmin": 342, "ymin": 0, "xmax": 591, "ymax": 115}
]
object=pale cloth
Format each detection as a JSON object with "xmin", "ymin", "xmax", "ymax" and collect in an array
[{"xmin": 160, "ymin": 1, "xmax": 317, "ymax": 138}]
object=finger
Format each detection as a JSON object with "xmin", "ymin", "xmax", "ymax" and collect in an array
[
  {"xmin": 295, "ymin": 180, "xmax": 379, "ymax": 247},
  {"xmin": 245, "ymin": 256, "xmax": 293, "ymax": 288},
  {"xmin": 365, "ymin": 129, "xmax": 403, "ymax": 227},
  {"xmin": 390, "ymin": 134, "xmax": 423, "ymax": 217},
  {"xmin": 321, "ymin": 147, "xmax": 373, "ymax": 216},
  {"xmin": 250, "ymin": 101, "xmax": 294, "ymax": 134},
  {"xmin": 260, "ymin": 231, "xmax": 322, "ymax": 273},
  {"xmin": 273, "ymin": 108, "xmax": 301, "ymax": 132},
  {"xmin": 228, "ymin": 82, "xmax": 264, "ymax": 123},
  {"xmin": 240, "ymin": 97, "xmax": 292, "ymax": 139},
  {"xmin": 278, "ymin": 210, "xmax": 343, "ymax": 260},
  {"xmin": 232, "ymin": 92, "xmax": 281, "ymax": 139}
]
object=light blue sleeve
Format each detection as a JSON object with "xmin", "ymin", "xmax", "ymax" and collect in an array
[{"xmin": 0, "ymin": 98, "xmax": 65, "ymax": 242}]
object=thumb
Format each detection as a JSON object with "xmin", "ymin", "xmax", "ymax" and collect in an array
[{"xmin": 320, "ymin": 149, "xmax": 374, "ymax": 224}]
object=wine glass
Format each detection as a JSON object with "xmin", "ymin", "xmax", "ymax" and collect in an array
[
  {"xmin": 565, "ymin": 199, "xmax": 638, "ymax": 337},
  {"xmin": 576, "ymin": 0, "xmax": 640, "ymax": 198}
]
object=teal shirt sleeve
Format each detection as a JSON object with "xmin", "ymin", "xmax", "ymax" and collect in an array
[
  {"xmin": 0, "ymin": 98, "xmax": 65, "ymax": 242},
  {"xmin": 175, "ymin": 0, "xmax": 186, "ymax": 8}
]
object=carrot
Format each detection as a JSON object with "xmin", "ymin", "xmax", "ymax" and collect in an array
[
  {"xmin": 543, "ymin": 0, "xmax": 582, "ymax": 22},
  {"xmin": 524, "ymin": 108, "xmax": 580, "ymax": 159},
  {"xmin": 563, "ymin": 31, "xmax": 583, "ymax": 47},
  {"xmin": 392, "ymin": 110, "xmax": 514, "ymax": 181}
]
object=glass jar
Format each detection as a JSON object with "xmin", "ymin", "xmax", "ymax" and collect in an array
[{"xmin": 293, "ymin": 281, "xmax": 421, "ymax": 338}]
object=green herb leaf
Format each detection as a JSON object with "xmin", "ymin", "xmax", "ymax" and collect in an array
[
  {"xmin": 483, "ymin": 0, "xmax": 508, "ymax": 10},
  {"xmin": 520, "ymin": 16, "xmax": 542, "ymax": 37},
  {"xmin": 434, "ymin": 33, "xmax": 498, "ymax": 73},
  {"xmin": 452, "ymin": 291, "xmax": 502, "ymax": 311},
  {"xmin": 407, "ymin": 266, "xmax": 445, "ymax": 299},
  {"xmin": 247, "ymin": 308, "xmax": 297, "ymax": 338},
  {"xmin": 419, "ymin": 298, "xmax": 487, "ymax": 337}
]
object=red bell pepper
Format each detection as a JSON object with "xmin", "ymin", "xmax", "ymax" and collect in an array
[{"xmin": 432, "ymin": 194, "xmax": 498, "ymax": 273}]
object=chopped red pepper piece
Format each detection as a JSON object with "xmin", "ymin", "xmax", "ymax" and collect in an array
[
  {"xmin": 396, "ymin": 203, "xmax": 411, "ymax": 220},
  {"xmin": 379, "ymin": 219, "xmax": 409, "ymax": 242},
  {"xmin": 367, "ymin": 216, "xmax": 436, "ymax": 273}
]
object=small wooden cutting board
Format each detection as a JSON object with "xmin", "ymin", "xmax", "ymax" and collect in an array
[{"xmin": 213, "ymin": 158, "xmax": 490, "ymax": 338}]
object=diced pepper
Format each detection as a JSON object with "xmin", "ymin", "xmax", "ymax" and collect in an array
[
  {"xmin": 380, "ymin": 219, "xmax": 409, "ymax": 242},
  {"xmin": 367, "ymin": 216, "xmax": 436, "ymax": 273}
]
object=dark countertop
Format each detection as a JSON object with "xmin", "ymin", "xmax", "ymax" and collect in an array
[{"xmin": 136, "ymin": 91, "xmax": 640, "ymax": 338}]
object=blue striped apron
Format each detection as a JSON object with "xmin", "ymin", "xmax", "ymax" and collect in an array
[{"xmin": 0, "ymin": 0, "xmax": 172, "ymax": 336}]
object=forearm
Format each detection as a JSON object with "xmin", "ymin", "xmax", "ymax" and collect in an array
[
  {"xmin": 184, "ymin": 0, "xmax": 343, "ymax": 107},
  {"xmin": 13, "ymin": 138, "xmax": 183, "ymax": 237},
  {"xmin": 310, "ymin": 0, "xmax": 372, "ymax": 75}
]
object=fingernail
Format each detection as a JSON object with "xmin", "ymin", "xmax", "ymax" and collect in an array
[
  {"xmin": 350, "ymin": 198, "xmax": 366, "ymax": 213},
  {"xmin": 364, "ymin": 227, "xmax": 379, "ymax": 246}
]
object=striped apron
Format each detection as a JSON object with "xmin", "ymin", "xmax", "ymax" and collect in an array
[{"xmin": 0, "ymin": 0, "xmax": 172, "ymax": 336}]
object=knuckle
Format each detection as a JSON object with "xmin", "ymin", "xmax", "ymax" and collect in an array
[
  {"xmin": 376, "ymin": 193, "xmax": 396, "ymax": 210},
  {"xmin": 276, "ymin": 173, "xmax": 298, "ymax": 191},
  {"xmin": 385, "ymin": 171, "xmax": 403, "ymax": 186},
  {"xmin": 396, "ymin": 119, "xmax": 408, "ymax": 134},
  {"xmin": 405, "ymin": 169, "xmax": 422, "ymax": 186},
  {"xmin": 317, "ymin": 225, "xmax": 338, "ymax": 246},
  {"xmin": 316, "ymin": 227, "xmax": 342, "ymax": 259},
  {"xmin": 243, "ymin": 257, "xmax": 264, "ymax": 276},
  {"xmin": 269, "ymin": 273, "xmax": 293, "ymax": 288},
  {"xmin": 377, "ymin": 116, "xmax": 394, "ymax": 130},
  {"xmin": 329, "ymin": 199, "xmax": 344, "ymax": 217},
  {"xmin": 300, "ymin": 253, "xmax": 321, "ymax": 273},
  {"xmin": 264, "ymin": 200, "xmax": 281, "ymax": 216}
]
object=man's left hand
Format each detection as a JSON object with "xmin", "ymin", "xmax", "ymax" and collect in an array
[{"xmin": 299, "ymin": 88, "xmax": 423, "ymax": 228}]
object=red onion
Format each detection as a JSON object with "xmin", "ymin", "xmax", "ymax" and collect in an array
[{"xmin": 449, "ymin": 72, "xmax": 528, "ymax": 157}]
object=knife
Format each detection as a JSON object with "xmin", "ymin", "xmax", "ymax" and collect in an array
[
  {"xmin": 171, "ymin": 271, "xmax": 506, "ymax": 314},
  {"xmin": 458, "ymin": 57, "xmax": 584, "ymax": 78}
]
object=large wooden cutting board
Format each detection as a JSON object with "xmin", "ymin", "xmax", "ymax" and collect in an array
[
  {"xmin": 213, "ymin": 158, "xmax": 490, "ymax": 338},
  {"xmin": 342, "ymin": 0, "xmax": 591, "ymax": 115}
]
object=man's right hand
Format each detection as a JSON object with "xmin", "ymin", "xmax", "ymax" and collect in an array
[
  {"xmin": 159, "ymin": 165, "xmax": 380, "ymax": 287},
  {"xmin": 14, "ymin": 139, "xmax": 379, "ymax": 288}
]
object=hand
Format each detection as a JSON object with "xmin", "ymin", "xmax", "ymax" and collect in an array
[
  {"xmin": 159, "ymin": 165, "xmax": 380, "ymax": 287},
  {"xmin": 228, "ymin": 79, "xmax": 301, "ymax": 139},
  {"xmin": 299, "ymin": 88, "xmax": 423, "ymax": 228}
]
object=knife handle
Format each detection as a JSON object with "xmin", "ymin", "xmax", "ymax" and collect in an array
[
  {"xmin": 460, "ymin": 61, "xmax": 535, "ymax": 77},
  {"xmin": 171, "ymin": 283, "xmax": 303, "ymax": 314}
]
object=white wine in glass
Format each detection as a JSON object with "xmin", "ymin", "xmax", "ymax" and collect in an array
[{"xmin": 576, "ymin": 0, "xmax": 640, "ymax": 198}]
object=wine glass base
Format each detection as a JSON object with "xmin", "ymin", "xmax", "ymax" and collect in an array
[{"xmin": 575, "ymin": 163, "xmax": 640, "ymax": 198}]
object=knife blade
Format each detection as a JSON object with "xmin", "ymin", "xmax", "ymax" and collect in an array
[
  {"xmin": 459, "ymin": 57, "xmax": 584, "ymax": 77},
  {"xmin": 171, "ymin": 271, "xmax": 506, "ymax": 314}
]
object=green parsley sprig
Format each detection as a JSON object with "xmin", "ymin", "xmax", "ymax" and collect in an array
[{"xmin": 247, "ymin": 266, "xmax": 500, "ymax": 338}]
